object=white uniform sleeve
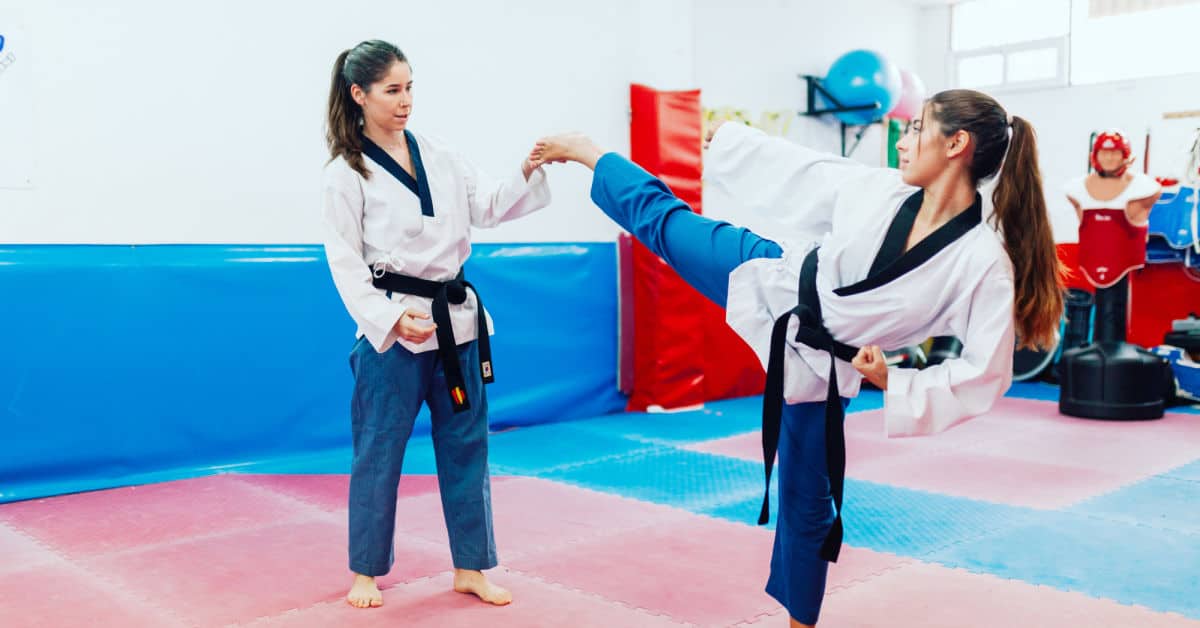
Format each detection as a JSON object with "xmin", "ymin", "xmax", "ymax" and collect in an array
[
  {"xmin": 1062, "ymin": 176, "xmax": 1087, "ymax": 205},
  {"xmin": 322, "ymin": 167, "xmax": 407, "ymax": 353},
  {"xmin": 459, "ymin": 155, "xmax": 552, "ymax": 228},
  {"xmin": 704, "ymin": 122, "xmax": 871, "ymax": 238},
  {"xmin": 883, "ymin": 264, "xmax": 1016, "ymax": 436},
  {"xmin": 1127, "ymin": 171, "xmax": 1162, "ymax": 202}
]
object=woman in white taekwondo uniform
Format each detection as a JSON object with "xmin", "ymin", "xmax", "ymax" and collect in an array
[
  {"xmin": 530, "ymin": 89, "xmax": 1062, "ymax": 627},
  {"xmin": 322, "ymin": 40, "xmax": 550, "ymax": 610}
]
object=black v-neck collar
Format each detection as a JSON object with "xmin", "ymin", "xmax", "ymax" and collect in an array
[
  {"xmin": 868, "ymin": 190, "xmax": 922, "ymax": 277},
  {"xmin": 361, "ymin": 130, "xmax": 435, "ymax": 217},
  {"xmin": 836, "ymin": 190, "xmax": 983, "ymax": 297}
]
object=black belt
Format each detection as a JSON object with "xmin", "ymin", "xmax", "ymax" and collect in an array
[
  {"xmin": 760, "ymin": 247, "xmax": 859, "ymax": 563},
  {"xmin": 371, "ymin": 269, "xmax": 494, "ymax": 412}
]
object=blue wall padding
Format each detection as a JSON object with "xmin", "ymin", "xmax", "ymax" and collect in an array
[
  {"xmin": 0, "ymin": 243, "xmax": 625, "ymax": 503},
  {"xmin": 466, "ymin": 244, "xmax": 626, "ymax": 429}
]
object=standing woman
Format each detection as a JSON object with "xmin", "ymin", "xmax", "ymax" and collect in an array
[
  {"xmin": 531, "ymin": 89, "xmax": 1061, "ymax": 627},
  {"xmin": 322, "ymin": 40, "xmax": 550, "ymax": 609}
]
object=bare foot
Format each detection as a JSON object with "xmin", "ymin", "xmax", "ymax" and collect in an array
[
  {"xmin": 346, "ymin": 573, "xmax": 383, "ymax": 608},
  {"xmin": 531, "ymin": 133, "xmax": 605, "ymax": 170},
  {"xmin": 453, "ymin": 568, "xmax": 512, "ymax": 606}
]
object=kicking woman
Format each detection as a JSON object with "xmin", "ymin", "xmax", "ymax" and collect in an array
[{"xmin": 530, "ymin": 89, "xmax": 1061, "ymax": 627}]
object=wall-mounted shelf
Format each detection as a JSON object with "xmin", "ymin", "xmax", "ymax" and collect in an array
[{"xmin": 798, "ymin": 74, "xmax": 882, "ymax": 158}]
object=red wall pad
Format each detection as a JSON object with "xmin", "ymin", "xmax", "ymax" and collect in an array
[
  {"xmin": 1129, "ymin": 264, "xmax": 1200, "ymax": 348},
  {"xmin": 622, "ymin": 84, "xmax": 765, "ymax": 411},
  {"xmin": 1057, "ymin": 242, "xmax": 1200, "ymax": 348}
]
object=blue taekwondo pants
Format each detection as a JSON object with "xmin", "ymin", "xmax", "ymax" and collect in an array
[{"xmin": 347, "ymin": 337, "xmax": 497, "ymax": 576}]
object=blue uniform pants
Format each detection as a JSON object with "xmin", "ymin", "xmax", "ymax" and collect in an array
[
  {"xmin": 348, "ymin": 337, "xmax": 497, "ymax": 576},
  {"xmin": 591, "ymin": 153, "xmax": 842, "ymax": 624}
]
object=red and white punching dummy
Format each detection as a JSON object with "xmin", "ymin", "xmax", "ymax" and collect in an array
[{"xmin": 1065, "ymin": 131, "xmax": 1162, "ymax": 289}]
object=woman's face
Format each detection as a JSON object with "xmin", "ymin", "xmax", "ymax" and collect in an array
[
  {"xmin": 354, "ymin": 60, "xmax": 413, "ymax": 136},
  {"xmin": 895, "ymin": 106, "xmax": 948, "ymax": 187}
]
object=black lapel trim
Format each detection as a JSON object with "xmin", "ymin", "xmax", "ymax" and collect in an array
[
  {"xmin": 868, "ymin": 190, "xmax": 922, "ymax": 276},
  {"xmin": 360, "ymin": 131, "xmax": 436, "ymax": 217},
  {"xmin": 836, "ymin": 192, "xmax": 983, "ymax": 297},
  {"xmin": 405, "ymin": 130, "xmax": 435, "ymax": 217}
]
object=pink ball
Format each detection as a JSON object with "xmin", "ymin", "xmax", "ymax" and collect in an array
[{"xmin": 889, "ymin": 69, "xmax": 927, "ymax": 121}]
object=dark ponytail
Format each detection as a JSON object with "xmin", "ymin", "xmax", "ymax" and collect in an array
[
  {"xmin": 325, "ymin": 40, "xmax": 407, "ymax": 179},
  {"xmin": 992, "ymin": 115, "xmax": 1063, "ymax": 350},
  {"xmin": 930, "ymin": 90, "xmax": 1064, "ymax": 350}
]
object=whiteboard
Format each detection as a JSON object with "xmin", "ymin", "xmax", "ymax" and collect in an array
[
  {"xmin": 1149, "ymin": 111, "xmax": 1200, "ymax": 183},
  {"xmin": 0, "ymin": 12, "xmax": 33, "ymax": 189}
]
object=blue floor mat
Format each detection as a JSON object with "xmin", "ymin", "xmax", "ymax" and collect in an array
[
  {"xmin": 1071, "ymin": 475, "xmax": 1200, "ymax": 535},
  {"xmin": 1165, "ymin": 458, "xmax": 1200, "ymax": 483},
  {"xmin": 1007, "ymin": 381, "xmax": 1200, "ymax": 415},
  {"xmin": 569, "ymin": 405, "xmax": 760, "ymax": 446},
  {"xmin": 839, "ymin": 480, "xmax": 1034, "ymax": 557},
  {"xmin": 487, "ymin": 422, "xmax": 662, "ymax": 474},
  {"xmin": 568, "ymin": 392, "xmax": 885, "ymax": 448},
  {"xmin": 930, "ymin": 510, "xmax": 1200, "ymax": 619},
  {"xmin": 540, "ymin": 448, "xmax": 767, "ymax": 512},
  {"xmin": 233, "ymin": 442, "xmax": 442, "ymax": 475},
  {"xmin": 846, "ymin": 388, "xmax": 885, "ymax": 413},
  {"xmin": 1005, "ymin": 381, "xmax": 1062, "ymax": 402},
  {"xmin": 700, "ymin": 490, "xmax": 780, "ymax": 529},
  {"xmin": 692, "ymin": 477, "xmax": 1031, "ymax": 559}
]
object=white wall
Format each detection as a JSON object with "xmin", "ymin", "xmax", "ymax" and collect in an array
[
  {"xmin": 915, "ymin": 21, "xmax": 1200, "ymax": 243},
  {"xmin": 0, "ymin": 0, "xmax": 645, "ymax": 244},
  {"xmin": 0, "ymin": 0, "xmax": 922, "ymax": 244},
  {"xmin": 693, "ymin": 0, "xmax": 921, "ymax": 161},
  {"xmin": 995, "ymin": 75, "xmax": 1200, "ymax": 243},
  {"xmin": 916, "ymin": 5, "xmax": 951, "ymax": 93},
  {"xmin": 693, "ymin": 0, "xmax": 922, "ymax": 232},
  {"xmin": 914, "ymin": 4, "xmax": 1200, "ymax": 244}
]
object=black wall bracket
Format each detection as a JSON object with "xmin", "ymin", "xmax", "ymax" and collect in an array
[{"xmin": 798, "ymin": 74, "xmax": 882, "ymax": 158}]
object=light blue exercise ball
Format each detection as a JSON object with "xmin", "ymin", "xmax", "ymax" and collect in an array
[{"xmin": 820, "ymin": 50, "xmax": 903, "ymax": 125}]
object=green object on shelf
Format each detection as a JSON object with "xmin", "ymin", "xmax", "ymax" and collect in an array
[{"xmin": 887, "ymin": 118, "xmax": 903, "ymax": 169}]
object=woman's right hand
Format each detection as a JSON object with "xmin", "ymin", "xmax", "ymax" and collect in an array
[
  {"xmin": 394, "ymin": 310, "xmax": 437, "ymax": 343},
  {"xmin": 529, "ymin": 133, "xmax": 605, "ymax": 170},
  {"xmin": 851, "ymin": 345, "xmax": 889, "ymax": 390}
]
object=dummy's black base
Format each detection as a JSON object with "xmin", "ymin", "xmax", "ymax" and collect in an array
[{"xmin": 1059, "ymin": 341, "xmax": 1171, "ymax": 420}]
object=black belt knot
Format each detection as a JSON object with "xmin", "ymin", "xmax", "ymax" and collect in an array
[{"xmin": 371, "ymin": 269, "xmax": 494, "ymax": 412}]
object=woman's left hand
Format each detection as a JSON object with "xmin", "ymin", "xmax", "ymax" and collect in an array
[{"xmin": 851, "ymin": 345, "xmax": 889, "ymax": 390}]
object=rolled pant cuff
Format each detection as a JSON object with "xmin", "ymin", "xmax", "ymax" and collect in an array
[
  {"xmin": 349, "ymin": 560, "xmax": 392, "ymax": 578},
  {"xmin": 451, "ymin": 552, "xmax": 498, "ymax": 571}
]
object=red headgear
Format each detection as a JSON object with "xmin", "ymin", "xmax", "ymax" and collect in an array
[{"xmin": 1091, "ymin": 131, "xmax": 1132, "ymax": 177}]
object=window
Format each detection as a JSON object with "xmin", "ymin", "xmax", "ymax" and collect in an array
[
  {"xmin": 1007, "ymin": 47, "xmax": 1061, "ymax": 83},
  {"xmin": 950, "ymin": 0, "xmax": 1200, "ymax": 88},
  {"xmin": 956, "ymin": 54, "xmax": 1003, "ymax": 88},
  {"xmin": 950, "ymin": 0, "xmax": 1071, "ymax": 90},
  {"xmin": 1070, "ymin": 0, "xmax": 1200, "ymax": 84},
  {"xmin": 951, "ymin": 0, "xmax": 1071, "ymax": 51}
]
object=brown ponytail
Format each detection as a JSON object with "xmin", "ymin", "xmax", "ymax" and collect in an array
[
  {"xmin": 929, "ymin": 90, "xmax": 1064, "ymax": 350},
  {"xmin": 992, "ymin": 116, "xmax": 1064, "ymax": 350},
  {"xmin": 325, "ymin": 40, "xmax": 408, "ymax": 179}
]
